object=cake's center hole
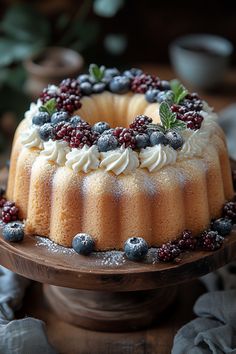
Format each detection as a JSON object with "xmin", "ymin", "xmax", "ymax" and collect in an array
[{"xmin": 76, "ymin": 92, "xmax": 160, "ymax": 128}]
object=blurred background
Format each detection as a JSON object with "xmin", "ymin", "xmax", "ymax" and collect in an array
[{"xmin": 0, "ymin": 0, "xmax": 236, "ymax": 160}]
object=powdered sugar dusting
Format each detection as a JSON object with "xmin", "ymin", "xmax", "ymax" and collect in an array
[
  {"xmin": 94, "ymin": 251, "xmax": 127, "ymax": 267},
  {"xmin": 35, "ymin": 236, "xmax": 75, "ymax": 255}
]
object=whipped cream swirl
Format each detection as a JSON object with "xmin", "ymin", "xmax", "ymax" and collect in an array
[
  {"xmin": 41, "ymin": 140, "xmax": 70, "ymax": 166},
  {"xmin": 66, "ymin": 145, "xmax": 100, "ymax": 173},
  {"xmin": 21, "ymin": 126, "xmax": 43, "ymax": 149},
  {"xmin": 178, "ymin": 128, "xmax": 209, "ymax": 160},
  {"xmin": 24, "ymin": 99, "xmax": 42, "ymax": 122},
  {"xmin": 140, "ymin": 145, "xmax": 177, "ymax": 172},
  {"xmin": 100, "ymin": 146, "xmax": 139, "ymax": 175}
]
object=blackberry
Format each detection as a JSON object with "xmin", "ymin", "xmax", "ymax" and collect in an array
[
  {"xmin": 70, "ymin": 128, "xmax": 98, "ymax": 149},
  {"xmin": 40, "ymin": 88, "xmax": 56, "ymax": 104},
  {"xmin": 131, "ymin": 74, "xmax": 161, "ymax": 94},
  {"xmin": 113, "ymin": 128, "xmax": 136, "ymax": 149},
  {"xmin": 223, "ymin": 201, "xmax": 236, "ymax": 223},
  {"xmin": 54, "ymin": 122, "xmax": 74, "ymax": 142},
  {"xmin": 177, "ymin": 111, "xmax": 204, "ymax": 130},
  {"xmin": 177, "ymin": 230, "xmax": 197, "ymax": 250},
  {"xmin": 129, "ymin": 115, "xmax": 153, "ymax": 133},
  {"xmin": 157, "ymin": 242, "xmax": 181, "ymax": 262},
  {"xmin": 1, "ymin": 201, "xmax": 19, "ymax": 223},
  {"xmin": 56, "ymin": 93, "xmax": 82, "ymax": 114},
  {"xmin": 199, "ymin": 230, "xmax": 224, "ymax": 251},
  {"xmin": 182, "ymin": 93, "xmax": 203, "ymax": 112},
  {"xmin": 60, "ymin": 78, "xmax": 81, "ymax": 96}
]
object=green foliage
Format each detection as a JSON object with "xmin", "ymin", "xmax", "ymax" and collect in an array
[
  {"xmin": 39, "ymin": 98, "xmax": 57, "ymax": 115},
  {"xmin": 159, "ymin": 102, "xmax": 186, "ymax": 131},
  {"xmin": 89, "ymin": 64, "xmax": 105, "ymax": 82},
  {"xmin": 170, "ymin": 79, "xmax": 188, "ymax": 104}
]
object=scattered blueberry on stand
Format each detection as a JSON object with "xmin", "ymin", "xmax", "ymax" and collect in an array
[
  {"xmin": 124, "ymin": 237, "xmax": 148, "ymax": 261},
  {"xmin": 2, "ymin": 222, "xmax": 24, "ymax": 242},
  {"xmin": 211, "ymin": 218, "xmax": 233, "ymax": 236},
  {"xmin": 72, "ymin": 233, "xmax": 95, "ymax": 255}
]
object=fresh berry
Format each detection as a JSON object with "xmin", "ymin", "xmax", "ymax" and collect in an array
[
  {"xmin": 113, "ymin": 128, "xmax": 136, "ymax": 149},
  {"xmin": 72, "ymin": 233, "xmax": 95, "ymax": 255},
  {"xmin": 93, "ymin": 121, "xmax": 110, "ymax": 134},
  {"xmin": 102, "ymin": 128, "xmax": 115, "ymax": 135},
  {"xmin": 70, "ymin": 116, "xmax": 85, "ymax": 127},
  {"xmin": 51, "ymin": 111, "xmax": 70, "ymax": 125},
  {"xmin": 199, "ymin": 230, "xmax": 224, "ymax": 251},
  {"xmin": 70, "ymin": 128, "xmax": 98, "ymax": 149},
  {"xmin": 56, "ymin": 93, "xmax": 82, "ymax": 114},
  {"xmin": 77, "ymin": 74, "xmax": 90, "ymax": 83},
  {"xmin": 131, "ymin": 74, "xmax": 160, "ymax": 94},
  {"xmin": 177, "ymin": 230, "xmax": 197, "ymax": 250},
  {"xmin": 223, "ymin": 201, "xmax": 236, "ymax": 223},
  {"xmin": 182, "ymin": 93, "xmax": 203, "ymax": 112},
  {"xmin": 160, "ymin": 80, "xmax": 171, "ymax": 90},
  {"xmin": 157, "ymin": 243, "xmax": 181, "ymax": 262},
  {"xmin": 211, "ymin": 218, "xmax": 233, "ymax": 236},
  {"xmin": 1, "ymin": 201, "xmax": 19, "ymax": 223},
  {"xmin": 80, "ymin": 82, "xmax": 93, "ymax": 95},
  {"xmin": 105, "ymin": 68, "xmax": 120, "ymax": 78},
  {"xmin": 171, "ymin": 104, "xmax": 188, "ymax": 116},
  {"xmin": 165, "ymin": 130, "xmax": 183, "ymax": 150},
  {"xmin": 97, "ymin": 134, "xmax": 118, "ymax": 152},
  {"xmin": 135, "ymin": 133, "xmax": 150, "ymax": 149},
  {"xmin": 145, "ymin": 89, "xmax": 160, "ymax": 103},
  {"xmin": 32, "ymin": 112, "xmax": 50, "ymax": 126},
  {"xmin": 92, "ymin": 82, "xmax": 106, "ymax": 93},
  {"xmin": 156, "ymin": 90, "xmax": 174, "ymax": 104},
  {"xmin": 40, "ymin": 88, "xmax": 56, "ymax": 104},
  {"xmin": 123, "ymin": 68, "xmax": 143, "ymax": 79},
  {"xmin": 2, "ymin": 222, "xmax": 24, "ymax": 242},
  {"xmin": 182, "ymin": 112, "xmax": 204, "ymax": 130},
  {"xmin": 109, "ymin": 76, "xmax": 130, "ymax": 94},
  {"xmin": 60, "ymin": 78, "xmax": 81, "ymax": 96},
  {"xmin": 39, "ymin": 123, "xmax": 55, "ymax": 141},
  {"xmin": 54, "ymin": 122, "xmax": 74, "ymax": 142},
  {"xmin": 150, "ymin": 131, "xmax": 167, "ymax": 146},
  {"xmin": 129, "ymin": 115, "xmax": 153, "ymax": 133},
  {"xmin": 124, "ymin": 237, "xmax": 148, "ymax": 261}
]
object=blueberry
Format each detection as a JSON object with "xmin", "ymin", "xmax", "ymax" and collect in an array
[
  {"xmin": 51, "ymin": 111, "xmax": 69, "ymax": 125},
  {"xmin": 150, "ymin": 131, "xmax": 167, "ymax": 146},
  {"xmin": 97, "ymin": 134, "xmax": 118, "ymax": 152},
  {"xmin": 72, "ymin": 233, "xmax": 95, "ymax": 255},
  {"xmin": 157, "ymin": 90, "xmax": 174, "ymax": 104},
  {"xmin": 32, "ymin": 112, "xmax": 50, "ymax": 126},
  {"xmin": 39, "ymin": 123, "xmax": 55, "ymax": 141},
  {"xmin": 165, "ymin": 130, "xmax": 183, "ymax": 150},
  {"xmin": 92, "ymin": 82, "xmax": 106, "ymax": 94},
  {"xmin": 145, "ymin": 89, "xmax": 160, "ymax": 103},
  {"xmin": 70, "ymin": 115, "xmax": 85, "ymax": 127},
  {"xmin": 78, "ymin": 74, "xmax": 90, "ymax": 83},
  {"xmin": 160, "ymin": 80, "xmax": 171, "ymax": 90},
  {"xmin": 80, "ymin": 82, "xmax": 93, "ymax": 95},
  {"xmin": 105, "ymin": 68, "xmax": 120, "ymax": 78},
  {"xmin": 212, "ymin": 218, "xmax": 233, "ymax": 236},
  {"xmin": 124, "ymin": 237, "xmax": 148, "ymax": 261},
  {"xmin": 109, "ymin": 76, "xmax": 130, "ymax": 94},
  {"xmin": 135, "ymin": 133, "xmax": 150, "ymax": 149},
  {"xmin": 2, "ymin": 222, "xmax": 24, "ymax": 242},
  {"xmin": 123, "ymin": 68, "xmax": 143, "ymax": 79},
  {"xmin": 93, "ymin": 121, "xmax": 110, "ymax": 134},
  {"xmin": 102, "ymin": 128, "xmax": 115, "ymax": 135}
]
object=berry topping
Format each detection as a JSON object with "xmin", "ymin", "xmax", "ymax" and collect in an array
[
  {"xmin": 123, "ymin": 68, "xmax": 143, "ymax": 79},
  {"xmin": 80, "ymin": 82, "xmax": 93, "ymax": 95},
  {"xmin": 60, "ymin": 78, "xmax": 81, "ymax": 96},
  {"xmin": 2, "ymin": 222, "xmax": 24, "ymax": 242},
  {"xmin": 199, "ymin": 230, "xmax": 224, "ymax": 251},
  {"xmin": 124, "ymin": 237, "xmax": 148, "ymax": 261},
  {"xmin": 157, "ymin": 243, "xmax": 181, "ymax": 262},
  {"xmin": 105, "ymin": 68, "xmax": 120, "ymax": 78},
  {"xmin": 109, "ymin": 76, "xmax": 130, "ymax": 94},
  {"xmin": 211, "ymin": 218, "xmax": 233, "ymax": 236},
  {"xmin": 56, "ymin": 93, "xmax": 82, "ymax": 114},
  {"xmin": 177, "ymin": 230, "xmax": 197, "ymax": 250},
  {"xmin": 72, "ymin": 233, "xmax": 95, "ymax": 255},
  {"xmin": 113, "ymin": 128, "xmax": 136, "ymax": 149},
  {"xmin": 165, "ymin": 130, "xmax": 184, "ymax": 150},
  {"xmin": 77, "ymin": 74, "xmax": 90, "ymax": 83},
  {"xmin": 92, "ymin": 82, "xmax": 106, "ymax": 93},
  {"xmin": 97, "ymin": 134, "xmax": 118, "ymax": 152},
  {"xmin": 1, "ymin": 201, "xmax": 19, "ymax": 223},
  {"xmin": 182, "ymin": 112, "xmax": 204, "ymax": 130},
  {"xmin": 145, "ymin": 89, "xmax": 160, "ymax": 103},
  {"xmin": 160, "ymin": 80, "xmax": 171, "ymax": 90},
  {"xmin": 156, "ymin": 90, "xmax": 174, "ymax": 104},
  {"xmin": 39, "ymin": 123, "xmax": 55, "ymax": 141},
  {"xmin": 131, "ymin": 74, "xmax": 160, "ymax": 94},
  {"xmin": 93, "ymin": 121, "xmax": 110, "ymax": 134},
  {"xmin": 223, "ymin": 201, "xmax": 236, "ymax": 223},
  {"xmin": 149, "ymin": 131, "xmax": 167, "ymax": 146},
  {"xmin": 51, "ymin": 111, "xmax": 70, "ymax": 125},
  {"xmin": 135, "ymin": 133, "xmax": 150, "ymax": 149},
  {"xmin": 182, "ymin": 93, "xmax": 203, "ymax": 112},
  {"xmin": 32, "ymin": 112, "xmax": 50, "ymax": 126},
  {"xmin": 70, "ymin": 116, "xmax": 85, "ymax": 127},
  {"xmin": 129, "ymin": 115, "xmax": 153, "ymax": 133}
]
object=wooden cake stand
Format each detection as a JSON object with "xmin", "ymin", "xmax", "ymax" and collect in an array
[{"xmin": 0, "ymin": 167, "xmax": 236, "ymax": 334}]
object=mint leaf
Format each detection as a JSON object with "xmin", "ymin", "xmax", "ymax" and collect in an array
[
  {"xmin": 89, "ymin": 63, "xmax": 105, "ymax": 82},
  {"xmin": 159, "ymin": 101, "xmax": 186, "ymax": 131},
  {"xmin": 39, "ymin": 98, "xmax": 57, "ymax": 115},
  {"xmin": 170, "ymin": 79, "xmax": 188, "ymax": 104}
]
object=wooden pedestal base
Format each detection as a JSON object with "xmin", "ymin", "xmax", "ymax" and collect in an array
[{"xmin": 43, "ymin": 285, "xmax": 177, "ymax": 332}]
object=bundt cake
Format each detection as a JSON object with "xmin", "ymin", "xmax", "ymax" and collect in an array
[{"xmin": 6, "ymin": 65, "xmax": 234, "ymax": 251}]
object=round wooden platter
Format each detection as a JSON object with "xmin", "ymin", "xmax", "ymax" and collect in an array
[{"xmin": 0, "ymin": 225, "xmax": 236, "ymax": 292}]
